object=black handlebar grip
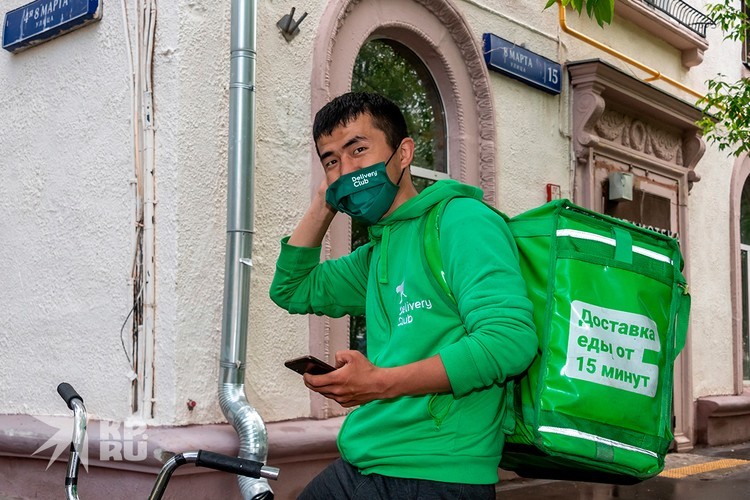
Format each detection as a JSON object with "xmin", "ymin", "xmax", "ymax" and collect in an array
[
  {"xmin": 195, "ymin": 450, "xmax": 263, "ymax": 478},
  {"xmin": 57, "ymin": 383, "xmax": 83, "ymax": 410}
]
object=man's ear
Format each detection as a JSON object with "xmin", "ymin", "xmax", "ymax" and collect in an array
[{"xmin": 398, "ymin": 137, "xmax": 415, "ymax": 169}]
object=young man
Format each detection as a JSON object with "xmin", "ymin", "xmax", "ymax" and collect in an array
[{"xmin": 270, "ymin": 92, "xmax": 537, "ymax": 499}]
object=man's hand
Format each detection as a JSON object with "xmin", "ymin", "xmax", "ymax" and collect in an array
[
  {"xmin": 287, "ymin": 179, "xmax": 337, "ymax": 248},
  {"xmin": 303, "ymin": 350, "xmax": 389, "ymax": 407},
  {"xmin": 303, "ymin": 350, "xmax": 453, "ymax": 408}
]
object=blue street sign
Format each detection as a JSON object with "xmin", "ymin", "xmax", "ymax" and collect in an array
[
  {"xmin": 3, "ymin": 0, "xmax": 102, "ymax": 53},
  {"xmin": 483, "ymin": 33, "xmax": 562, "ymax": 95}
]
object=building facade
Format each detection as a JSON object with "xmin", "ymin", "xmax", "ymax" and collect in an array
[{"xmin": 1, "ymin": 0, "xmax": 749, "ymax": 498}]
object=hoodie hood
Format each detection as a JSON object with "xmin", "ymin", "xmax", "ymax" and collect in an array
[
  {"xmin": 375, "ymin": 179, "xmax": 483, "ymax": 227},
  {"xmin": 367, "ymin": 179, "xmax": 483, "ymax": 285}
]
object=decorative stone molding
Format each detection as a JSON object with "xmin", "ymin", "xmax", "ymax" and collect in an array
[
  {"xmin": 594, "ymin": 110, "xmax": 685, "ymax": 166},
  {"xmin": 569, "ymin": 59, "xmax": 704, "ymax": 450},
  {"xmin": 571, "ymin": 83, "xmax": 606, "ymax": 165},
  {"xmin": 615, "ymin": 0, "xmax": 710, "ymax": 67},
  {"xmin": 569, "ymin": 59, "xmax": 705, "ymax": 200}
]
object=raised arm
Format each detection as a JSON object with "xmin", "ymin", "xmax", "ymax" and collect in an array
[{"xmin": 287, "ymin": 180, "xmax": 337, "ymax": 248}]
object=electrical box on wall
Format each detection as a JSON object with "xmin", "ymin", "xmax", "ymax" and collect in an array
[
  {"xmin": 608, "ymin": 172, "xmax": 634, "ymax": 201},
  {"xmin": 546, "ymin": 184, "xmax": 561, "ymax": 202}
]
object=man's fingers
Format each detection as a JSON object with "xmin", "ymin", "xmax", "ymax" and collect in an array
[
  {"xmin": 303, "ymin": 371, "xmax": 336, "ymax": 388},
  {"xmin": 335, "ymin": 349, "xmax": 366, "ymax": 367}
]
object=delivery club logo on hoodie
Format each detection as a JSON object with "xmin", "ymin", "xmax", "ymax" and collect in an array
[{"xmin": 396, "ymin": 280, "xmax": 433, "ymax": 327}]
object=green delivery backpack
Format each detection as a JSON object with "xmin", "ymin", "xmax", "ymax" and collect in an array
[{"xmin": 424, "ymin": 198, "xmax": 690, "ymax": 484}]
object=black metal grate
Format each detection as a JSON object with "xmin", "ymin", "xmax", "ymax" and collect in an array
[{"xmin": 640, "ymin": 0, "xmax": 716, "ymax": 38}]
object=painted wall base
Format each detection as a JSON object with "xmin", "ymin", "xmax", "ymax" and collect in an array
[
  {"xmin": 0, "ymin": 415, "xmax": 343, "ymax": 500},
  {"xmin": 0, "ymin": 414, "xmax": 522, "ymax": 498},
  {"xmin": 1, "ymin": 456, "xmax": 246, "ymax": 499}
]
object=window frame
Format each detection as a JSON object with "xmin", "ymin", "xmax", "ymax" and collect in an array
[
  {"xmin": 741, "ymin": 243, "xmax": 750, "ymax": 382},
  {"xmin": 732, "ymin": 155, "xmax": 750, "ymax": 391},
  {"xmin": 348, "ymin": 38, "xmax": 450, "ymax": 352},
  {"xmin": 351, "ymin": 37, "xmax": 449, "ymax": 181},
  {"xmin": 309, "ymin": 0, "xmax": 496, "ymax": 418}
]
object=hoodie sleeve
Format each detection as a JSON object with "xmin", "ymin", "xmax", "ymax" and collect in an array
[
  {"xmin": 269, "ymin": 236, "xmax": 371, "ymax": 318},
  {"xmin": 436, "ymin": 198, "xmax": 538, "ymax": 398}
]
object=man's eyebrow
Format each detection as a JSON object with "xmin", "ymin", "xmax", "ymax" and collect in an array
[
  {"xmin": 319, "ymin": 150, "xmax": 333, "ymax": 162},
  {"xmin": 319, "ymin": 135, "xmax": 368, "ymax": 161},
  {"xmin": 343, "ymin": 135, "xmax": 367, "ymax": 150}
]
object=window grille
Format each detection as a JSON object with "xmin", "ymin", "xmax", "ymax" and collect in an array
[{"xmin": 640, "ymin": 0, "xmax": 715, "ymax": 38}]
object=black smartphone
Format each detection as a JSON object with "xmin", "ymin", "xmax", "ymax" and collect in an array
[{"xmin": 284, "ymin": 355, "xmax": 336, "ymax": 375}]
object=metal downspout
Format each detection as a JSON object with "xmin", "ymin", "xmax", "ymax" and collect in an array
[{"xmin": 220, "ymin": 1, "xmax": 272, "ymax": 499}]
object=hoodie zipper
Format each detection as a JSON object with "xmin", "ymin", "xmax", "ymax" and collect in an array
[
  {"xmin": 374, "ymin": 247, "xmax": 393, "ymax": 343},
  {"xmin": 367, "ymin": 224, "xmax": 394, "ymax": 351}
]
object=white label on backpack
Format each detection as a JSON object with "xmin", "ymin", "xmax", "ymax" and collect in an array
[{"xmin": 564, "ymin": 300, "xmax": 660, "ymax": 397}]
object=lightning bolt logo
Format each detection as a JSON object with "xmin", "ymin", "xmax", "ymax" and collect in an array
[
  {"xmin": 31, "ymin": 415, "xmax": 89, "ymax": 471},
  {"xmin": 396, "ymin": 280, "xmax": 407, "ymax": 304}
]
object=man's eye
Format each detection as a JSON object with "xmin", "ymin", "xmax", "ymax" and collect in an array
[
  {"xmin": 353, "ymin": 147, "xmax": 367, "ymax": 155},
  {"xmin": 324, "ymin": 159, "xmax": 337, "ymax": 169}
]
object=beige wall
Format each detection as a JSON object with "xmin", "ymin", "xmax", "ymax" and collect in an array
[{"xmin": 0, "ymin": 0, "xmax": 743, "ymax": 433}]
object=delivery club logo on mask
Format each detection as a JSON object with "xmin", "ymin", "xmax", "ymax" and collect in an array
[
  {"xmin": 325, "ymin": 146, "xmax": 405, "ymax": 226},
  {"xmin": 350, "ymin": 169, "xmax": 379, "ymax": 187}
]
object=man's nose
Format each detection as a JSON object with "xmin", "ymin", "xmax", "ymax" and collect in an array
[{"xmin": 340, "ymin": 156, "xmax": 359, "ymax": 175}]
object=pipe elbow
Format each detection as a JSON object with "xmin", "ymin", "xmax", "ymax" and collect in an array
[{"xmin": 218, "ymin": 382, "xmax": 273, "ymax": 499}]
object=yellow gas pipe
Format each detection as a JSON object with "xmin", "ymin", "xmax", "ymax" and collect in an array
[{"xmin": 557, "ymin": 1, "xmax": 706, "ymax": 101}]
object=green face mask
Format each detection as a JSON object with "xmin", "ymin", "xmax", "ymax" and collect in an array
[{"xmin": 325, "ymin": 148, "xmax": 404, "ymax": 226}]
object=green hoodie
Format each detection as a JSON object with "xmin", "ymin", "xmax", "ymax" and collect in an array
[{"xmin": 270, "ymin": 180, "xmax": 537, "ymax": 484}]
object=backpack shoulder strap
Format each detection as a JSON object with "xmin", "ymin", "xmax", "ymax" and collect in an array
[
  {"xmin": 424, "ymin": 197, "xmax": 509, "ymax": 303},
  {"xmin": 424, "ymin": 196, "xmax": 518, "ymax": 436},
  {"xmin": 424, "ymin": 198, "xmax": 455, "ymax": 303}
]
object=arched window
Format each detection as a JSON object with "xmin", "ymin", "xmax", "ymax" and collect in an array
[
  {"xmin": 730, "ymin": 154, "xmax": 750, "ymax": 392},
  {"xmin": 740, "ymin": 178, "xmax": 750, "ymax": 380},
  {"xmin": 309, "ymin": 0, "xmax": 496, "ymax": 417},
  {"xmin": 348, "ymin": 38, "xmax": 448, "ymax": 352},
  {"xmin": 352, "ymin": 39, "xmax": 448, "ymax": 190}
]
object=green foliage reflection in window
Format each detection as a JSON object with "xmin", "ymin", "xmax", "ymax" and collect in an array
[
  {"xmin": 741, "ymin": 176, "xmax": 750, "ymax": 380},
  {"xmin": 742, "ymin": 177, "xmax": 750, "ymax": 245},
  {"xmin": 352, "ymin": 39, "xmax": 446, "ymax": 173},
  {"xmin": 348, "ymin": 38, "xmax": 447, "ymax": 354}
]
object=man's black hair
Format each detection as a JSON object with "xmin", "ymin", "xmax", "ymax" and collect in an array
[{"xmin": 313, "ymin": 92, "xmax": 408, "ymax": 152}]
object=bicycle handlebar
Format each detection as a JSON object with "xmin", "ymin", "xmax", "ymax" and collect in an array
[
  {"xmin": 54, "ymin": 383, "xmax": 280, "ymax": 500},
  {"xmin": 57, "ymin": 383, "xmax": 87, "ymax": 500},
  {"xmin": 148, "ymin": 451, "xmax": 279, "ymax": 499},
  {"xmin": 196, "ymin": 450, "xmax": 279, "ymax": 480},
  {"xmin": 57, "ymin": 383, "xmax": 83, "ymax": 410}
]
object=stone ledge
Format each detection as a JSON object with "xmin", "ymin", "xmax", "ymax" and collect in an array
[
  {"xmin": 0, "ymin": 414, "xmax": 343, "ymax": 499},
  {"xmin": 0, "ymin": 413, "xmax": 517, "ymax": 493},
  {"xmin": 696, "ymin": 391, "xmax": 750, "ymax": 446},
  {"xmin": 0, "ymin": 414, "xmax": 343, "ymax": 471}
]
